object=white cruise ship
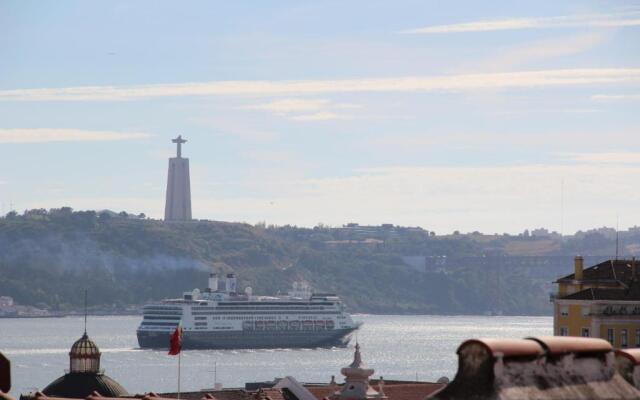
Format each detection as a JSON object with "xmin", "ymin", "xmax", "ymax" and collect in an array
[{"xmin": 136, "ymin": 273, "xmax": 361, "ymax": 349}]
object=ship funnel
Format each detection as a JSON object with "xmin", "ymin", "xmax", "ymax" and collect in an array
[
  {"xmin": 209, "ymin": 272, "xmax": 219, "ymax": 292},
  {"xmin": 226, "ymin": 273, "xmax": 237, "ymax": 294}
]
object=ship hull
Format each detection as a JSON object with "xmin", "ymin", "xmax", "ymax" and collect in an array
[{"xmin": 137, "ymin": 327, "xmax": 358, "ymax": 350}]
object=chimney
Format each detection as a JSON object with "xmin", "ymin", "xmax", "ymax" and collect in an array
[
  {"xmin": 226, "ymin": 273, "xmax": 237, "ymax": 294},
  {"xmin": 208, "ymin": 273, "xmax": 219, "ymax": 292},
  {"xmin": 574, "ymin": 256, "xmax": 584, "ymax": 280}
]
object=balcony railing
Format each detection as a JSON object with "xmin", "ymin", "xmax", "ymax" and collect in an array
[{"xmin": 594, "ymin": 307, "xmax": 640, "ymax": 317}]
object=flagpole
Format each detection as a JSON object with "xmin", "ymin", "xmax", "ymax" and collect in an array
[{"xmin": 169, "ymin": 324, "xmax": 183, "ymax": 399}]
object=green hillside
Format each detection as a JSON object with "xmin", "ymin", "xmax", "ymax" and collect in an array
[{"xmin": 1, "ymin": 208, "xmax": 638, "ymax": 315}]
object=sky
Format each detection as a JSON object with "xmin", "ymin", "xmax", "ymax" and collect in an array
[{"xmin": 1, "ymin": 0, "xmax": 639, "ymax": 234}]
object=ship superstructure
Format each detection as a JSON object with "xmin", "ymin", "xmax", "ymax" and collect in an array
[{"xmin": 136, "ymin": 273, "xmax": 360, "ymax": 349}]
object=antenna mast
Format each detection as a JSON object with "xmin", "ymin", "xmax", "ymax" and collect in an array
[
  {"xmin": 615, "ymin": 215, "xmax": 620, "ymax": 260},
  {"xmin": 84, "ymin": 288, "xmax": 88, "ymax": 335},
  {"xmin": 560, "ymin": 178, "xmax": 564, "ymax": 237}
]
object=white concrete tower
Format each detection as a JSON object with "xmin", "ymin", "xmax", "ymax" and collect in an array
[{"xmin": 164, "ymin": 135, "xmax": 192, "ymax": 221}]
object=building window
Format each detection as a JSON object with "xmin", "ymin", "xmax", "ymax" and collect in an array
[
  {"xmin": 560, "ymin": 305, "xmax": 569, "ymax": 316},
  {"xmin": 636, "ymin": 329, "xmax": 640, "ymax": 347},
  {"xmin": 581, "ymin": 306, "xmax": 590, "ymax": 317},
  {"xmin": 607, "ymin": 328, "xmax": 614, "ymax": 345},
  {"xmin": 622, "ymin": 329, "xmax": 628, "ymax": 348},
  {"xmin": 581, "ymin": 328, "xmax": 590, "ymax": 337},
  {"xmin": 559, "ymin": 327, "xmax": 568, "ymax": 336}
]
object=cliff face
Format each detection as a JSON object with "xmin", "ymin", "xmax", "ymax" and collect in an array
[{"xmin": 2, "ymin": 209, "xmax": 637, "ymax": 315}]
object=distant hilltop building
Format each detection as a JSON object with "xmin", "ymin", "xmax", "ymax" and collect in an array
[
  {"xmin": 553, "ymin": 256, "xmax": 640, "ymax": 347},
  {"xmin": 164, "ymin": 135, "xmax": 192, "ymax": 221},
  {"xmin": 0, "ymin": 296, "xmax": 13, "ymax": 308}
]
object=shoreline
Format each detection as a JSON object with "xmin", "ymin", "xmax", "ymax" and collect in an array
[{"xmin": 0, "ymin": 311, "xmax": 553, "ymax": 319}]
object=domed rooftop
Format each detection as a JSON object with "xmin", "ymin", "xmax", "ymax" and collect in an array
[
  {"xmin": 69, "ymin": 333, "xmax": 101, "ymax": 373},
  {"xmin": 42, "ymin": 373, "xmax": 128, "ymax": 398},
  {"xmin": 70, "ymin": 333, "xmax": 100, "ymax": 356},
  {"xmin": 40, "ymin": 332, "xmax": 128, "ymax": 398}
]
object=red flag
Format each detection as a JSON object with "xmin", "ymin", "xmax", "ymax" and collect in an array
[{"xmin": 168, "ymin": 326, "xmax": 182, "ymax": 355}]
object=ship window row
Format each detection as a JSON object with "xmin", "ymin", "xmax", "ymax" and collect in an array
[
  {"xmin": 207, "ymin": 316, "xmax": 333, "ymax": 320},
  {"xmin": 194, "ymin": 322, "xmax": 207, "ymax": 326},
  {"xmin": 143, "ymin": 316, "xmax": 182, "ymax": 320},
  {"xmin": 140, "ymin": 322, "xmax": 179, "ymax": 326},
  {"xmin": 198, "ymin": 305, "xmax": 333, "ymax": 309},
  {"xmin": 143, "ymin": 312, "xmax": 183, "ymax": 316},
  {"xmin": 191, "ymin": 311, "xmax": 340, "ymax": 316},
  {"xmin": 216, "ymin": 302, "xmax": 336, "ymax": 306},
  {"xmin": 143, "ymin": 306, "xmax": 183, "ymax": 310},
  {"xmin": 193, "ymin": 306, "xmax": 332, "ymax": 311},
  {"xmin": 143, "ymin": 311, "xmax": 183, "ymax": 315}
]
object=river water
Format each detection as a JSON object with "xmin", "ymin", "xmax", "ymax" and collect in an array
[{"xmin": 0, "ymin": 315, "xmax": 551, "ymax": 395}]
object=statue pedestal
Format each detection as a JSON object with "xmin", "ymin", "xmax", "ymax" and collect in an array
[{"xmin": 164, "ymin": 157, "xmax": 192, "ymax": 221}]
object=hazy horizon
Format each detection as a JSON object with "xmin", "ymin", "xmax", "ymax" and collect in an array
[{"xmin": 1, "ymin": 1, "xmax": 639, "ymax": 234}]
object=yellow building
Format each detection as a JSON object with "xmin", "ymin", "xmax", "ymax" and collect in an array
[{"xmin": 553, "ymin": 256, "xmax": 640, "ymax": 348}]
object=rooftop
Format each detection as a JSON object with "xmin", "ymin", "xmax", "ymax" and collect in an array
[
  {"xmin": 556, "ymin": 259, "xmax": 638, "ymax": 283},
  {"xmin": 428, "ymin": 336, "xmax": 639, "ymax": 400},
  {"xmin": 561, "ymin": 283, "xmax": 640, "ymax": 301}
]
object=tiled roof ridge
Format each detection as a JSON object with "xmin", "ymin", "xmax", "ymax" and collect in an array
[
  {"xmin": 429, "ymin": 336, "xmax": 640, "ymax": 399},
  {"xmin": 556, "ymin": 258, "xmax": 640, "ymax": 283},
  {"xmin": 560, "ymin": 285, "xmax": 640, "ymax": 301}
]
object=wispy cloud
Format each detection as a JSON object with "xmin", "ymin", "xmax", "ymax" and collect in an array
[
  {"xmin": 2, "ymin": 69, "xmax": 640, "ymax": 102},
  {"xmin": 244, "ymin": 98, "xmax": 360, "ymax": 121},
  {"xmin": 591, "ymin": 94, "xmax": 640, "ymax": 101},
  {"xmin": 473, "ymin": 31, "xmax": 611, "ymax": 71},
  {"xmin": 245, "ymin": 98, "xmax": 331, "ymax": 114},
  {"xmin": 289, "ymin": 112, "xmax": 345, "ymax": 121},
  {"xmin": 0, "ymin": 129, "xmax": 153, "ymax": 143},
  {"xmin": 369, "ymin": 130, "xmax": 640, "ymax": 152},
  {"xmin": 401, "ymin": 11, "xmax": 640, "ymax": 34},
  {"xmin": 558, "ymin": 152, "xmax": 640, "ymax": 164}
]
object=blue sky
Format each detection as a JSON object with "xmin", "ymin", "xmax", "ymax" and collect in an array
[{"xmin": 1, "ymin": 0, "xmax": 639, "ymax": 234}]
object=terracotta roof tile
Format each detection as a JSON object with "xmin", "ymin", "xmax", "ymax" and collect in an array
[
  {"xmin": 430, "ymin": 336, "xmax": 640, "ymax": 400},
  {"xmin": 528, "ymin": 336, "xmax": 612, "ymax": 355},
  {"xmin": 617, "ymin": 349, "xmax": 640, "ymax": 365},
  {"xmin": 561, "ymin": 281, "xmax": 640, "ymax": 301},
  {"xmin": 305, "ymin": 383, "xmax": 443, "ymax": 400},
  {"xmin": 457, "ymin": 338, "xmax": 544, "ymax": 358},
  {"xmin": 382, "ymin": 384, "xmax": 443, "ymax": 400}
]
